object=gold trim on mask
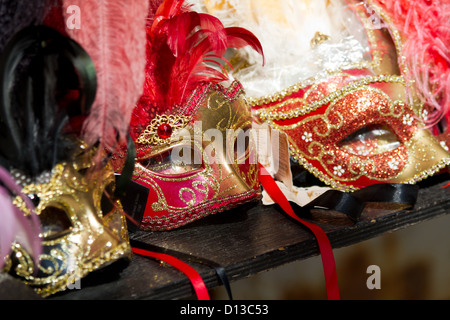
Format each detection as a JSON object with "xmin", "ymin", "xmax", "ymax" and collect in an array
[
  {"xmin": 290, "ymin": 130, "xmax": 450, "ymax": 192},
  {"xmin": 255, "ymin": 74, "xmax": 406, "ymax": 121},
  {"xmin": 5, "ymin": 154, "xmax": 131, "ymax": 297}
]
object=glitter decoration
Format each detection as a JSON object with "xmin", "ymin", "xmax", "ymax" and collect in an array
[{"xmin": 255, "ymin": 72, "xmax": 450, "ymax": 191}]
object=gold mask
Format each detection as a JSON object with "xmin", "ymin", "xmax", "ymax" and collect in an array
[
  {"xmin": 0, "ymin": 26, "xmax": 131, "ymax": 297},
  {"xmin": 4, "ymin": 147, "xmax": 131, "ymax": 297}
]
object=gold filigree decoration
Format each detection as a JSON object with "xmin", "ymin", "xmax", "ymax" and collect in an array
[{"xmin": 136, "ymin": 114, "xmax": 191, "ymax": 146}]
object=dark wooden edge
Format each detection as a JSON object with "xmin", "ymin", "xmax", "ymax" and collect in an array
[{"xmin": 129, "ymin": 179, "xmax": 450, "ymax": 300}]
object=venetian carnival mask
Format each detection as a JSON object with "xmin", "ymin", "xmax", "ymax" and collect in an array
[
  {"xmin": 0, "ymin": 26, "xmax": 131, "ymax": 297},
  {"xmin": 195, "ymin": 0, "xmax": 450, "ymax": 191},
  {"xmin": 112, "ymin": 1, "xmax": 263, "ymax": 231},
  {"xmin": 115, "ymin": 82, "xmax": 261, "ymax": 232}
]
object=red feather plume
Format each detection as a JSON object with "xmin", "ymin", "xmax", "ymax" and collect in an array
[{"xmin": 136, "ymin": 0, "xmax": 264, "ymax": 121}]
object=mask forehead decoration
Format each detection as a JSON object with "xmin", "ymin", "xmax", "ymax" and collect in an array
[
  {"xmin": 194, "ymin": 0, "xmax": 450, "ymax": 191},
  {"xmin": 112, "ymin": 0, "xmax": 264, "ymax": 231},
  {"xmin": 0, "ymin": 25, "xmax": 131, "ymax": 297}
]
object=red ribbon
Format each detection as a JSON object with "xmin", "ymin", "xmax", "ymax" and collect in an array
[
  {"xmin": 132, "ymin": 247, "xmax": 210, "ymax": 300},
  {"xmin": 258, "ymin": 163, "xmax": 340, "ymax": 300},
  {"xmin": 131, "ymin": 164, "xmax": 339, "ymax": 300}
]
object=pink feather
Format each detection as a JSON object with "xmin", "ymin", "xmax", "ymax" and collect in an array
[
  {"xmin": 0, "ymin": 167, "xmax": 41, "ymax": 268},
  {"xmin": 371, "ymin": 0, "xmax": 450, "ymax": 127},
  {"xmin": 61, "ymin": 0, "xmax": 150, "ymax": 153}
]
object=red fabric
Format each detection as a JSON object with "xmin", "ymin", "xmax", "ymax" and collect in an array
[
  {"xmin": 132, "ymin": 247, "xmax": 210, "ymax": 300},
  {"xmin": 258, "ymin": 163, "xmax": 340, "ymax": 300}
]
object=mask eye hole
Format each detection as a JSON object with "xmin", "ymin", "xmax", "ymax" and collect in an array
[
  {"xmin": 39, "ymin": 205, "xmax": 73, "ymax": 240},
  {"xmin": 139, "ymin": 145, "xmax": 203, "ymax": 175},
  {"xmin": 338, "ymin": 124, "xmax": 401, "ymax": 156},
  {"xmin": 100, "ymin": 182, "xmax": 116, "ymax": 216}
]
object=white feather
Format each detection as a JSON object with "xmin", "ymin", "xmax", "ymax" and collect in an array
[{"xmin": 190, "ymin": 0, "xmax": 371, "ymax": 98}]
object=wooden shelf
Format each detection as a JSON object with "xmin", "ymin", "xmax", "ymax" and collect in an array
[{"xmin": 51, "ymin": 172, "xmax": 450, "ymax": 300}]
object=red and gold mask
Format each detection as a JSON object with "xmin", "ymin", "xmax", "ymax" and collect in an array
[
  {"xmin": 5, "ymin": 147, "xmax": 131, "ymax": 297},
  {"xmin": 201, "ymin": 0, "xmax": 450, "ymax": 191},
  {"xmin": 112, "ymin": 0, "xmax": 263, "ymax": 230},
  {"xmin": 114, "ymin": 81, "xmax": 260, "ymax": 231},
  {"xmin": 253, "ymin": 70, "xmax": 450, "ymax": 191}
]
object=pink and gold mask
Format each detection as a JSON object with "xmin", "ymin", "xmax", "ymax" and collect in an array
[
  {"xmin": 5, "ymin": 147, "xmax": 131, "ymax": 297},
  {"xmin": 114, "ymin": 82, "xmax": 260, "ymax": 231}
]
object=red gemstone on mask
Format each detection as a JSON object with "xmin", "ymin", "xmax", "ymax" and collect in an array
[{"xmin": 157, "ymin": 123, "xmax": 173, "ymax": 139}]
